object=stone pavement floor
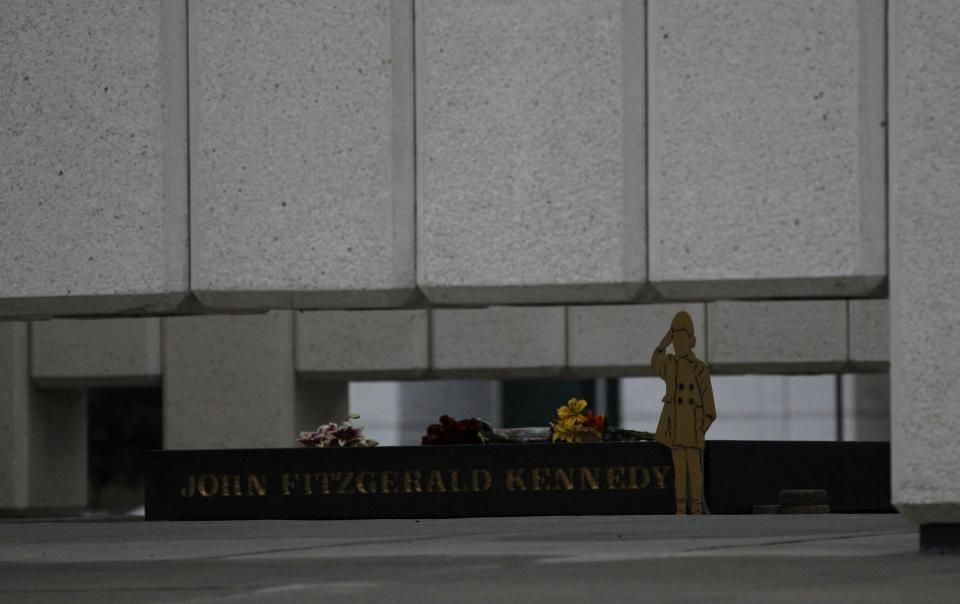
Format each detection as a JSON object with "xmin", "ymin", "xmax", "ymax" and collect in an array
[{"xmin": 0, "ymin": 514, "xmax": 957, "ymax": 603}]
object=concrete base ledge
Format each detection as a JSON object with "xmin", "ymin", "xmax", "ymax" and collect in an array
[
  {"xmin": 32, "ymin": 375, "xmax": 162, "ymax": 389},
  {"xmin": 707, "ymin": 361, "xmax": 847, "ymax": 375},
  {"xmin": 0, "ymin": 293, "xmax": 188, "ymax": 321},
  {"xmin": 652, "ymin": 276, "xmax": 887, "ymax": 301},
  {"xmin": 896, "ymin": 503, "xmax": 960, "ymax": 526},
  {"xmin": 192, "ymin": 288, "xmax": 422, "ymax": 311},
  {"xmin": 420, "ymin": 283, "xmax": 645, "ymax": 306}
]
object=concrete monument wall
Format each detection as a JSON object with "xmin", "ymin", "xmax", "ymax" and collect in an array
[
  {"xmin": 7, "ymin": 0, "xmax": 958, "ymax": 535},
  {"xmin": 1, "ymin": 0, "xmax": 889, "ymax": 315},
  {"xmin": 890, "ymin": 0, "xmax": 960, "ymax": 525}
]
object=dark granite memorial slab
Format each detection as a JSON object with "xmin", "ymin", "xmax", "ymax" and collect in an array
[
  {"xmin": 145, "ymin": 442, "xmax": 676, "ymax": 521},
  {"xmin": 705, "ymin": 441, "xmax": 892, "ymax": 514}
]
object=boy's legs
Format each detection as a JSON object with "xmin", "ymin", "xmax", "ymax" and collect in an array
[
  {"xmin": 685, "ymin": 447, "xmax": 704, "ymax": 514},
  {"xmin": 671, "ymin": 446, "xmax": 688, "ymax": 514}
]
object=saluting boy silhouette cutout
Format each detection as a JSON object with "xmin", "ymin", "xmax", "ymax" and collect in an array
[{"xmin": 651, "ymin": 311, "xmax": 717, "ymax": 515}]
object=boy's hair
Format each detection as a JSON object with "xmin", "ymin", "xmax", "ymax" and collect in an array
[{"xmin": 670, "ymin": 311, "xmax": 695, "ymax": 335}]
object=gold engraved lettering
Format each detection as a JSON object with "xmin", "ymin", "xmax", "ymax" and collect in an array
[
  {"xmin": 303, "ymin": 473, "xmax": 314, "ymax": 495},
  {"xmin": 578, "ymin": 467, "xmax": 600, "ymax": 491},
  {"xmin": 356, "ymin": 471, "xmax": 376, "ymax": 495},
  {"xmin": 606, "ymin": 466, "xmax": 625, "ymax": 490},
  {"xmin": 219, "ymin": 475, "xmax": 231, "ymax": 496},
  {"xmin": 403, "ymin": 470, "xmax": 422, "ymax": 493},
  {"xmin": 282, "ymin": 473, "xmax": 300, "ymax": 496},
  {"xmin": 553, "ymin": 467, "xmax": 574, "ymax": 491},
  {"xmin": 230, "ymin": 475, "xmax": 242, "ymax": 496},
  {"xmin": 651, "ymin": 465, "xmax": 671, "ymax": 489},
  {"xmin": 427, "ymin": 470, "xmax": 446, "ymax": 493},
  {"xmin": 531, "ymin": 467, "xmax": 551, "ymax": 491},
  {"xmin": 381, "ymin": 471, "xmax": 399, "ymax": 494},
  {"xmin": 448, "ymin": 470, "xmax": 461, "ymax": 493},
  {"xmin": 471, "ymin": 469, "xmax": 492, "ymax": 492},
  {"xmin": 247, "ymin": 473, "xmax": 267, "ymax": 496},
  {"xmin": 180, "ymin": 475, "xmax": 196, "ymax": 498},
  {"xmin": 197, "ymin": 474, "xmax": 219, "ymax": 497},
  {"xmin": 506, "ymin": 468, "xmax": 527, "ymax": 491},
  {"xmin": 337, "ymin": 472, "xmax": 356, "ymax": 495},
  {"xmin": 319, "ymin": 472, "xmax": 333, "ymax": 495},
  {"xmin": 627, "ymin": 466, "xmax": 650, "ymax": 490}
]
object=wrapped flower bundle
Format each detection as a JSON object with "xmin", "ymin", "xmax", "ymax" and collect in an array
[{"xmin": 298, "ymin": 414, "xmax": 378, "ymax": 448}]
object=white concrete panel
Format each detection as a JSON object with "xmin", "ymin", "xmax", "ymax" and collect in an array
[
  {"xmin": 849, "ymin": 299, "xmax": 889, "ymax": 370},
  {"xmin": 31, "ymin": 318, "xmax": 161, "ymax": 387},
  {"xmin": 707, "ymin": 301, "xmax": 847, "ymax": 373},
  {"xmin": 417, "ymin": 0, "xmax": 645, "ymax": 304},
  {"xmin": 649, "ymin": 0, "xmax": 886, "ymax": 299},
  {"xmin": 890, "ymin": 0, "xmax": 960, "ymax": 524},
  {"xmin": 568, "ymin": 303, "xmax": 705, "ymax": 376},
  {"xmin": 0, "ymin": 1, "xmax": 188, "ymax": 318},
  {"xmin": 163, "ymin": 312, "xmax": 347, "ymax": 449},
  {"xmin": 431, "ymin": 307, "xmax": 565, "ymax": 377},
  {"xmin": 296, "ymin": 310, "xmax": 427, "ymax": 378},
  {"xmin": 190, "ymin": 1, "xmax": 415, "ymax": 310}
]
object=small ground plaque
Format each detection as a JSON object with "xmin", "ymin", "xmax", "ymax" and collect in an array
[{"xmin": 145, "ymin": 442, "xmax": 676, "ymax": 520}]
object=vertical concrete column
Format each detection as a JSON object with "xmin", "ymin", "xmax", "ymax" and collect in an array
[
  {"xmin": 0, "ymin": 323, "xmax": 87, "ymax": 513},
  {"xmin": 0, "ymin": 324, "xmax": 30, "ymax": 510},
  {"xmin": 27, "ymin": 387, "xmax": 87, "ymax": 509},
  {"xmin": 890, "ymin": 0, "xmax": 960, "ymax": 528},
  {"xmin": 163, "ymin": 312, "xmax": 347, "ymax": 449}
]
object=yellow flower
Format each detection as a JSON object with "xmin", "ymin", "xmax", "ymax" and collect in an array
[
  {"xmin": 551, "ymin": 417, "xmax": 586, "ymax": 443},
  {"xmin": 557, "ymin": 398, "xmax": 587, "ymax": 421}
]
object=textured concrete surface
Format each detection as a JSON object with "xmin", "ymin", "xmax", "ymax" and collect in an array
[
  {"xmin": 31, "ymin": 318, "xmax": 161, "ymax": 387},
  {"xmin": 431, "ymin": 307, "xmax": 565, "ymax": 377},
  {"xmin": 0, "ymin": 324, "xmax": 30, "ymax": 509},
  {"xmin": 707, "ymin": 300, "xmax": 847, "ymax": 373},
  {"xmin": 849, "ymin": 299, "xmax": 889, "ymax": 371},
  {"xmin": 25, "ymin": 388, "xmax": 87, "ymax": 509},
  {"xmin": 0, "ymin": 323, "xmax": 87, "ymax": 512},
  {"xmin": 568, "ymin": 303, "xmax": 705, "ymax": 376},
  {"xmin": 190, "ymin": 0, "xmax": 415, "ymax": 310},
  {"xmin": 296, "ymin": 310, "xmax": 428, "ymax": 378},
  {"xmin": 162, "ymin": 312, "xmax": 347, "ymax": 449},
  {"xmin": 0, "ymin": 1, "xmax": 188, "ymax": 317},
  {"xmin": 649, "ymin": 0, "xmax": 886, "ymax": 299},
  {"xmin": 890, "ymin": 0, "xmax": 960, "ymax": 524},
  {"xmin": 417, "ymin": 0, "xmax": 645, "ymax": 305},
  {"xmin": 0, "ymin": 515, "xmax": 955, "ymax": 603}
]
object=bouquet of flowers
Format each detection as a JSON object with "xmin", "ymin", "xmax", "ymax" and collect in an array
[
  {"xmin": 421, "ymin": 415, "xmax": 493, "ymax": 445},
  {"xmin": 550, "ymin": 398, "xmax": 605, "ymax": 443},
  {"xmin": 297, "ymin": 414, "xmax": 378, "ymax": 448}
]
